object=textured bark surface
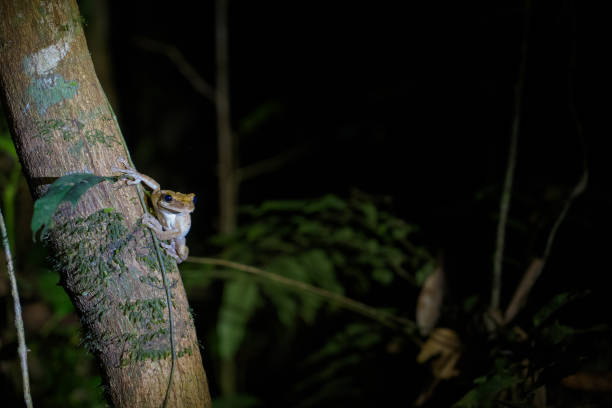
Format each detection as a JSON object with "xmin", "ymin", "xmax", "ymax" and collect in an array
[{"xmin": 0, "ymin": 1, "xmax": 211, "ymax": 407}]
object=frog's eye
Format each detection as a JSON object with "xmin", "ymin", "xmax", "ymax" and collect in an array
[
  {"xmin": 192, "ymin": 195, "xmax": 197, "ymax": 204},
  {"xmin": 163, "ymin": 194, "xmax": 173, "ymax": 202}
]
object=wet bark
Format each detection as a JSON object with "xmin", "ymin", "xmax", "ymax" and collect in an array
[{"xmin": 0, "ymin": 1, "xmax": 211, "ymax": 406}]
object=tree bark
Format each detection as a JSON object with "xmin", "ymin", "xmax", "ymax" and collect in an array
[{"xmin": 0, "ymin": 1, "xmax": 212, "ymax": 407}]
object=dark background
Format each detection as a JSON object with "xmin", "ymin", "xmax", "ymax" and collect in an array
[
  {"xmin": 104, "ymin": 0, "xmax": 609, "ymax": 297},
  {"xmin": 2, "ymin": 0, "xmax": 612, "ymax": 406}
]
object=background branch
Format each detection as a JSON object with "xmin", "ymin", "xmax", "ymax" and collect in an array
[
  {"xmin": 490, "ymin": 0, "xmax": 531, "ymax": 312},
  {"xmin": 186, "ymin": 256, "xmax": 421, "ymax": 344},
  {"xmin": 133, "ymin": 37, "xmax": 216, "ymax": 102},
  {"xmin": 1, "ymin": 207, "xmax": 33, "ymax": 408},
  {"xmin": 503, "ymin": 169, "xmax": 588, "ymax": 324}
]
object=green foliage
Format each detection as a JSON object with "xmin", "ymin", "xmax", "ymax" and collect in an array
[
  {"xmin": 206, "ymin": 193, "xmax": 430, "ymax": 361},
  {"xmin": 540, "ymin": 320, "xmax": 576, "ymax": 345},
  {"xmin": 293, "ymin": 322, "xmax": 385, "ymax": 407},
  {"xmin": 0, "ymin": 124, "xmax": 21, "ymax": 249},
  {"xmin": 213, "ymin": 394, "xmax": 263, "ymax": 408},
  {"xmin": 29, "ymin": 334, "xmax": 106, "ymax": 408},
  {"xmin": 31, "ymin": 173, "xmax": 115, "ymax": 241},
  {"xmin": 11, "ymin": 247, "xmax": 107, "ymax": 407},
  {"xmin": 454, "ymin": 371, "xmax": 520, "ymax": 408},
  {"xmin": 533, "ymin": 292, "xmax": 571, "ymax": 327},
  {"xmin": 38, "ymin": 269, "xmax": 74, "ymax": 320},
  {"xmin": 218, "ymin": 279, "xmax": 259, "ymax": 360}
]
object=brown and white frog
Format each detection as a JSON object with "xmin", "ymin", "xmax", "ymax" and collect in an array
[{"xmin": 113, "ymin": 158, "xmax": 196, "ymax": 263}]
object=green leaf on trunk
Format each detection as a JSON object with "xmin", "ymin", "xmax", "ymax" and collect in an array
[{"xmin": 31, "ymin": 173, "xmax": 115, "ymax": 241}]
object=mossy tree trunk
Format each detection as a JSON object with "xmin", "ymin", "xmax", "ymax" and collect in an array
[{"xmin": 0, "ymin": 1, "xmax": 212, "ymax": 407}]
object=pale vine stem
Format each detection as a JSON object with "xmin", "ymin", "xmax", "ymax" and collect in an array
[
  {"xmin": 491, "ymin": 1, "xmax": 531, "ymax": 312},
  {"xmin": 1, "ymin": 207, "xmax": 33, "ymax": 408},
  {"xmin": 107, "ymin": 101, "xmax": 175, "ymax": 408},
  {"xmin": 504, "ymin": 169, "xmax": 587, "ymax": 324},
  {"xmin": 186, "ymin": 256, "xmax": 422, "ymax": 346}
]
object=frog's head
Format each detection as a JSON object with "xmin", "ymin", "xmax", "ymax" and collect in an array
[{"xmin": 157, "ymin": 190, "xmax": 196, "ymax": 214}]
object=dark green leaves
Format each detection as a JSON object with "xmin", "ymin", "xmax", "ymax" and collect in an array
[
  {"xmin": 533, "ymin": 292, "xmax": 574, "ymax": 327},
  {"xmin": 206, "ymin": 193, "xmax": 430, "ymax": 362},
  {"xmin": 31, "ymin": 173, "xmax": 115, "ymax": 241},
  {"xmin": 454, "ymin": 372, "xmax": 520, "ymax": 408},
  {"xmin": 218, "ymin": 279, "xmax": 259, "ymax": 360}
]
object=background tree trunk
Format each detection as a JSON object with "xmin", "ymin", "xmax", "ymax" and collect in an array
[
  {"xmin": 216, "ymin": 0, "xmax": 235, "ymax": 236},
  {"xmin": 0, "ymin": 1, "xmax": 211, "ymax": 406}
]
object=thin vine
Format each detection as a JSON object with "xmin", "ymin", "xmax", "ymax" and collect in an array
[
  {"xmin": 1, "ymin": 207, "xmax": 33, "ymax": 408},
  {"xmin": 186, "ymin": 256, "xmax": 422, "ymax": 345}
]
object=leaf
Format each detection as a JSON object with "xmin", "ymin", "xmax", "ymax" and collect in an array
[
  {"xmin": 417, "ymin": 328, "xmax": 461, "ymax": 380},
  {"xmin": 304, "ymin": 194, "xmax": 347, "ymax": 213},
  {"xmin": 38, "ymin": 270, "xmax": 74, "ymax": 319},
  {"xmin": 453, "ymin": 373, "xmax": 520, "ymax": 408},
  {"xmin": 267, "ymin": 255, "xmax": 319, "ymax": 323},
  {"xmin": 0, "ymin": 131, "xmax": 18, "ymax": 159},
  {"xmin": 358, "ymin": 201, "xmax": 378, "ymax": 227},
  {"xmin": 533, "ymin": 292, "xmax": 571, "ymax": 327},
  {"xmin": 217, "ymin": 279, "xmax": 260, "ymax": 360},
  {"xmin": 263, "ymin": 284, "xmax": 299, "ymax": 328},
  {"xmin": 245, "ymin": 222, "xmax": 269, "ymax": 242},
  {"xmin": 372, "ymin": 268, "xmax": 394, "ymax": 285},
  {"xmin": 31, "ymin": 173, "xmax": 115, "ymax": 241},
  {"xmin": 300, "ymin": 249, "xmax": 341, "ymax": 294},
  {"xmin": 541, "ymin": 320, "xmax": 575, "ymax": 345}
]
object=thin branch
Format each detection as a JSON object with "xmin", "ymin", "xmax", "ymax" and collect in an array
[
  {"xmin": 503, "ymin": 258, "xmax": 543, "ymax": 324},
  {"xmin": 1, "ymin": 207, "xmax": 33, "ymax": 408},
  {"xmin": 504, "ymin": 169, "xmax": 587, "ymax": 324},
  {"xmin": 491, "ymin": 1, "xmax": 531, "ymax": 312},
  {"xmin": 133, "ymin": 37, "xmax": 216, "ymax": 102},
  {"xmin": 186, "ymin": 256, "xmax": 421, "ymax": 344},
  {"xmin": 542, "ymin": 170, "xmax": 588, "ymax": 263}
]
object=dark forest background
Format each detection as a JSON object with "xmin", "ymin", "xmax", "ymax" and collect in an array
[{"xmin": 2, "ymin": 0, "xmax": 612, "ymax": 407}]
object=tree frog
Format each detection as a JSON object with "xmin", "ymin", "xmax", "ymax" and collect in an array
[{"xmin": 113, "ymin": 158, "xmax": 196, "ymax": 263}]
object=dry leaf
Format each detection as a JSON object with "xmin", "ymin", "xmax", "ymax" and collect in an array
[
  {"xmin": 417, "ymin": 328, "xmax": 461, "ymax": 380},
  {"xmin": 561, "ymin": 372, "xmax": 612, "ymax": 392}
]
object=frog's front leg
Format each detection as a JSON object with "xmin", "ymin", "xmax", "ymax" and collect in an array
[
  {"xmin": 141, "ymin": 213, "xmax": 182, "ymax": 261},
  {"xmin": 112, "ymin": 158, "xmax": 160, "ymax": 191}
]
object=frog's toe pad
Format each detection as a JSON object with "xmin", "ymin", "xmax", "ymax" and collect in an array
[{"xmin": 141, "ymin": 213, "xmax": 160, "ymax": 229}]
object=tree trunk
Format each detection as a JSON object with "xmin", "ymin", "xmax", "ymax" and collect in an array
[
  {"xmin": 0, "ymin": 1, "xmax": 212, "ymax": 407},
  {"xmin": 216, "ymin": 0, "xmax": 235, "ymax": 236}
]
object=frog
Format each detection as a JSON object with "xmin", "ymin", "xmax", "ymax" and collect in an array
[{"xmin": 113, "ymin": 157, "xmax": 196, "ymax": 263}]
